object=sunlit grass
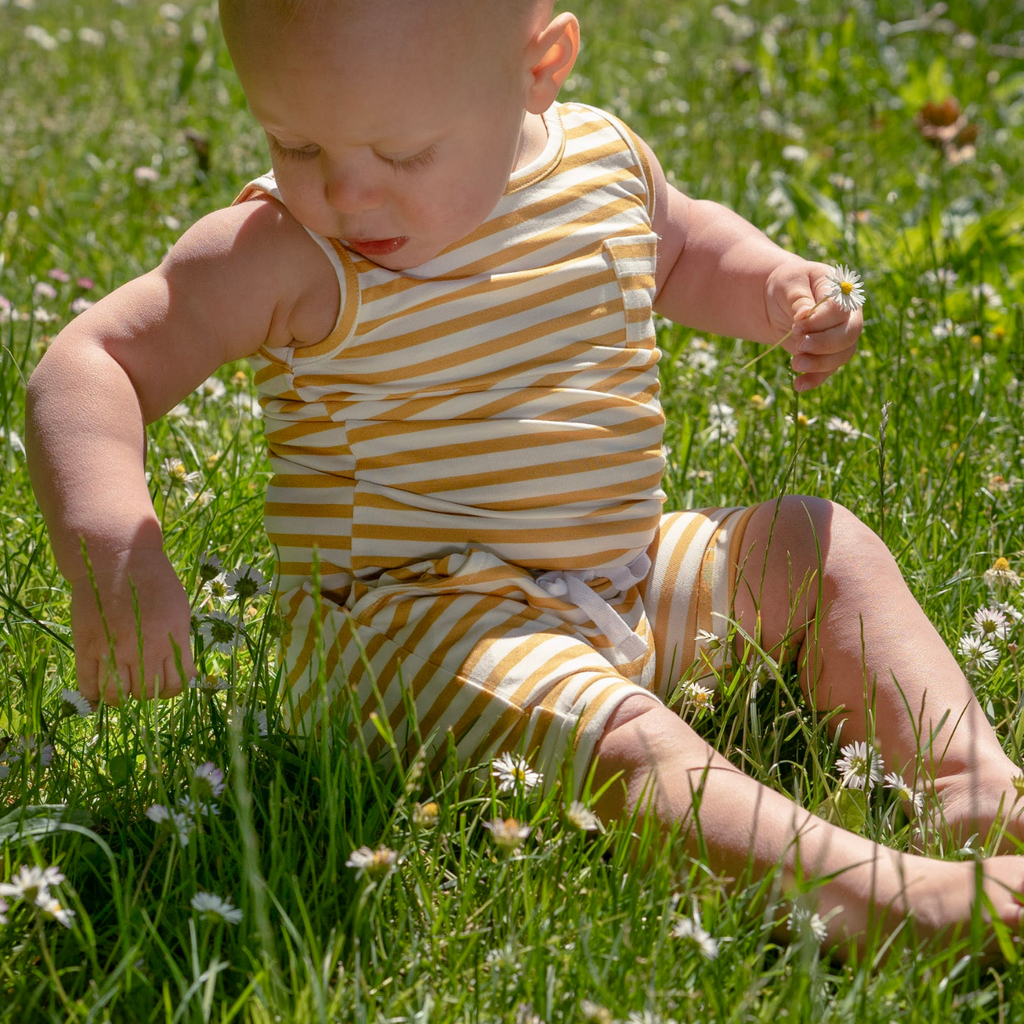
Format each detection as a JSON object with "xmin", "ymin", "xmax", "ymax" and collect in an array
[{"xmin": 2, "ymin": 0, "xmax": 1024, "ymax": 1020}]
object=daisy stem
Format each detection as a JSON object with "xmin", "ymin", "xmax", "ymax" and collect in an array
[
  {"xmin": 34, "ymin": 913, "xmax": 70, "ymax": 1006},
  {"xmin": 740, "ymin": 297, "xmax": 828, "ymax": 372}
]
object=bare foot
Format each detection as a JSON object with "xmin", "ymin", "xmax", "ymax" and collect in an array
[
  {"xmin": 821, "ymin": 854, "xmax": 1024, "ymax": 959},
  {"xmin": 925, "ymin": 766, "xmax": 1024, "ymax": 852}
]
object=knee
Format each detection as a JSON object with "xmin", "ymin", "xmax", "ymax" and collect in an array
[
  {"xmin": 590, "ymin": 697, "xmax": 692, "ymax": 817},
  {"xmin": 762, "ymin": 496, "xmax": 894, "ymax": 584}
]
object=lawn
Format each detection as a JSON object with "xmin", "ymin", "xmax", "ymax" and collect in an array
[{"xmin": 1, "ymin": 0, "xmax": 1024, "ymax": 1020}]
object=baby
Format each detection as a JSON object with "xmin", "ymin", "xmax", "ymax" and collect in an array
[{"xmin": 25, "ymin": 0, "xmax": 1024, "ymax": 953}]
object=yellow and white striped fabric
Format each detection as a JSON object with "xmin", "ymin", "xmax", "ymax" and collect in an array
[{"xmin": 236, "ymin": 102, "xmax": 759, "ymax": 790}]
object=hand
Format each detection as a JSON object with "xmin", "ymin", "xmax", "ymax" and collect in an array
[
  {"xmin": 70, "ymin": 548, "xmax": 195, "ymax": 705},
  {"xmin": 764, "ymin": 260, "xmax": 864, "ymax": 391}
]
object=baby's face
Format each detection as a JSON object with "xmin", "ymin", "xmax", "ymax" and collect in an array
[{"xmin": 223, "ymin": 1, "xmax": 542, "ymax": 270}]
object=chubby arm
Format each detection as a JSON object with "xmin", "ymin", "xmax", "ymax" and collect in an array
[
  {"xmin": 642, "ymin": 140, "xmax": 862, "ymax": 391},
  {"xmin": 26, "ymin": 197, "xmax": 337, "ymax": 702}
]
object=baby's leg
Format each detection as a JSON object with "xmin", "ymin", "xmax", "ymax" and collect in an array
[
  {"xmin": 735, "ymin": 497, "xmax": 1021, "ymax": 845},
  {"xmin": 592, "ymin": 695, "xmax": 1024, "ymax": 951}
]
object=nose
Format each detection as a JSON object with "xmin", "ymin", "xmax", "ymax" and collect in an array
[{"xmin": 323, "ymin": 157, "xmax": 385, "ymax": 214}]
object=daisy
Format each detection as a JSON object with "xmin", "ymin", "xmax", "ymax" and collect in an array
[
  {"xmin": 190, "ymin": 891, "xmax": 243, "ymax": 925},
  {"xmin": 580, "ymin": 1001, "xmax": 614, "ymax": 1024},
  {"xmin": 197, "ymin": 551, "xmax": 224, "ymax": 583},
  {"xmin": 145, "ymin": 804, "xmax": 193, "ymax": 846},
  {"xmin": 193, "ymin": 762, "xmax": 226, "ymax": 801},
  {"xmin": 826, "ymin": 415, "xmax": 867, "ymax": 440},
  {"xmin": 482, "ymin": 817, "xmax": 532, "ymax": 852},
  {"xmin": 694, "ymin": 628, "xmax": 723, "ymax": 653},
  {"xmin": 203, "ymin": 573, "xmax": 230, "ymax": 602},
  {"xmin": 345, "ymin": 845, "xmax": 399, "ymax": 879},
  {"xmin": 790, "ymin": 906, "xmax": 828, "ymax": 943},
  {"xmin": 161, "ymin": 457, "xmax": 202, "ymax": 489},
  {"xmin": 825, "ymin": 264, "xmax": 866, "ymax": 313},
  {"xmin": 883, "ymin": 772, "xmax": 925, "ymax": 815},
  {"xmin": 957, "ymin": 633, "xmax": 1000, "ymax": 673},
  {"xmin": 491, "ymin": 752, "xmax": 542, "ymax": 793},
  {"xmin": 224, "ymin": 564, "xmax": 270, "ymax": 602},
  {"xmin": 835, "ymin": 740, "xmax": 884, "ymax": 789},
  {"xmin": 60, "ymin": 688, "xmax": 93, "ymax": 717},
  {"xmin": 0, "ymin": 864, "xmax": 65, "ymax": 904},
  {"xmin": 983, "ymin": 557, "xmax": 1020, "ymax": 590},
  {"xmin": 412, "ymin": 801, "xmax": 440, "ymax": 828},
  {"xmin": 199, "ymin": 610, "xmax": 244, "ymax": 655},
  {"xmin": 670, "ymin": 914, "xmax": 719, "ymax": 959},
  {"xmin": 682, "ymin": 682, "xmax": 714, "ymax": 710},
  {"xmin": 37, "ymin": 895, "xmax": 75, "ymax": 928},
  {"xmin": 565, "ymin": 800, "xmax": 601, "ymax": 832},
  {"xmin": 194, "ymin": 376, "xmax": 227, "ymax": 401},
  {"xmin": 971, "ymin": 607, "xmax": 1010, "ymax": 641}
]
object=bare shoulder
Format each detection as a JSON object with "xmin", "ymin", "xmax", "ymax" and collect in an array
[
  {"xmin": 43, "ymin": 197, "xmax": 341, "ymax": 424},
  {"xmin": 163, "ymin": 196, "xmax": 340, "ymax": 351},
  {"xmin": 634, "ymin": 135, "xmax": 691, "ymax": 299}
]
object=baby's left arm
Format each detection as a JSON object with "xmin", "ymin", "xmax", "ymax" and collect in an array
[{"xmin": 640, "ymin": 139, "xmax": 862, "ymax": 391}]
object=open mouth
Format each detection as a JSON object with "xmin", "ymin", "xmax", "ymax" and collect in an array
[{"xmin": 345, "ymin": 236, "xmax": 408, "ymax": 258}]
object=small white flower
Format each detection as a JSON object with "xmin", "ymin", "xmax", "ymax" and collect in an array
[
  {"xmin": 70, "ymin": 296, "xmax": 94, "ymax": 315},
  {"xmin": 178, "ymin": 795, "xmax": 220, "ymax": 819},
  {"xmin": 706, "ymin": 402, "xmax": 738, "ymax": 442},
  {"xmin": 146, "ymin": 804, "xmax": 192, "ymax": 846},
  {"xmin": 983, "ymin": 558, "xmax": 1020, "ymax": 590},
  {"xmin": 670, "ymin": 914, "xmax": 719, "ymax": 959},
  {"xmin": 825, "ymin": 264, "xmax": 865, "ymax": 313},
  {"xmin": 682, "ymin": 682, "xmax": 714, "ymax": 710},
  {"xmin": 835, "ymin": 740, "xmax": 884, "ymax": 789},
  {"xmin": 0, "ymin": 898, "xmax": 7, "ymax": 925},
  {"xmin": 224, "ymin": 564, "xmax": 270, "ymax": 602},
  {"xmin": 790, "ymin": 906, "xmax": 828, "ymax": 943},
  {"xmin": 694, "ymin": 628, "xmax": 723, "ymax": 653},
  {"xmin": 203, "ymin": 573, "xmax": 230, "ymax": 602},
  {"xmin": 197, "ymin": 552, "xmax": 224, "ymax": 583},
  {"xmin": 190, "ymin": 891, "xmax": 243, "ymax": 924},
  {"xmin": 491, "ymin": 752, "xmax": 543, "ymax": 793},
  {"xmin": 883, "ymin": 772, "xmax": 925, "ymax": 815},
  {"xmin": 922, "ymin": 267, "xmax": 959, "ymax": 287},
  {"xmin": 345, "ymin": 845, "xmax": 399, "ymax": 879},
  {"xmin": 60, "ymin": 688, "xmax": 93, "ymax": 717},
  {"xmin": 781, "ymin": 144, "xmax": 809, "ymax": 163},
  {"xmin": 971, "ymin": 607, "xmax": 1010, "ymax": 641},
  {"xmin": 77, "ymin": 26, "xmax": 105, "ymax": 46},
  {"xmin": 24, "ymin": 24, "xmax": 59, "ymax": 50},
  {"xmin": 199, "ymin": 610, "xmax": 244, "ymax": 655},
  {"xmin": 189, "ymin": 674, "xmax": 230, "ymax": 692},
  {"xmin": 565, "ymin": 800, "xmax": 601, "ymax": 832},
  {"xmin": 826, "ymin": 415, "xmax": 867, "ymax": 440},
  {"xmin": 482, "ymin": 817, "xmax": 532, "ymax": 852},
  {"xmin": 161, "ymin": 457, "xmax": 201, "ymax": 488},
  {"xmin": 33, "ymin": 281, "xmax": 58, "ymax": 302},
  {"xmin": 957, "ymin": 633, "xmax": 1000, "ymax": 673},
  {"xmin": 192, "ymin": 762, "xmax": 226, "ymax": 801},
  {"xmin": 133, "ymin": 165, "xmax": 160, "ymax": 185},
  {"xmin": 194, "ymin": 376, "xmax": 227, "ymax": 401},
  {"xmin": 5, "ymin": 735, "xmax": 54, "ymax": 766},
  {"xmin": 37, "ymin": 895, "xmax": 75, "ymax": 928},
  {"xmin": 0, "ymin": 864, "xmax": 65, "ymax": 903}
]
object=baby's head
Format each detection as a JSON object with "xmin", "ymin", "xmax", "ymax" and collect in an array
[{"xmin": 219, "ymin": 0, "xmax": 579, "ymax": 269}]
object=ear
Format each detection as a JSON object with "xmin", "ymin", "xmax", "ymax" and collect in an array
[{"xmin": 523, "ymin": 12, "xmax": 580, "ymax": 114}]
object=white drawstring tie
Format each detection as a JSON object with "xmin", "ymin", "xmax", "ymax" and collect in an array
[{"xmin": 535, "ymin": 553, "xmax": 651, "ymax": 661}]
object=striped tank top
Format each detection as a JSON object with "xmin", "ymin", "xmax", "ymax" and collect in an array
[{"xmin": 237, "ymin": 102, "xmax": 667, "ymax": 601}]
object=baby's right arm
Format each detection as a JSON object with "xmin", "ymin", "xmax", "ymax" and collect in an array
[{"xmin": 25, "ymin": 196, "xmax": 338, "ymax": 704}]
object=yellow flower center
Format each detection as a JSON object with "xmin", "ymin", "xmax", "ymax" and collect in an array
[
  {"xmin": 993, "ymin": 557, "xmax": 1011, "ymax": 572},
  {"xmin": 840, "ymin": 280, "xmax": 853, "ymax": 295}
]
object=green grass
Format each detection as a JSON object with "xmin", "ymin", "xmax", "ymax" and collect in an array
[{"xmin": 2, "ymin": 0, "xmax": 1024, "ymax": 1020}]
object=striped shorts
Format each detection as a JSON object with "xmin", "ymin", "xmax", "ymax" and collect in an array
[{"xmin": 275, "ymin": 505, "xmax": 759, "ymax": 793}]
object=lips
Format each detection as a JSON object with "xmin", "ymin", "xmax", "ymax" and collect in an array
[{"xmin": 345, "ymin": 236, "xmax": 408, "ymax": 258}]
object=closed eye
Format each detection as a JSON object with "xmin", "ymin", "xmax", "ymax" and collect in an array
[
  {"xmin": 378, "ymin": 144, "xmax": 437, "ymax": 173},
  {"xmin": 268, "ymin": 135, "xmax": 321, "ymax": 161}
]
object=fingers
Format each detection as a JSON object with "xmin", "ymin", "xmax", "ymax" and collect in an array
[{"xmin": 78, "ymin": 635, "xmax": 194, "ymax": 706}]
